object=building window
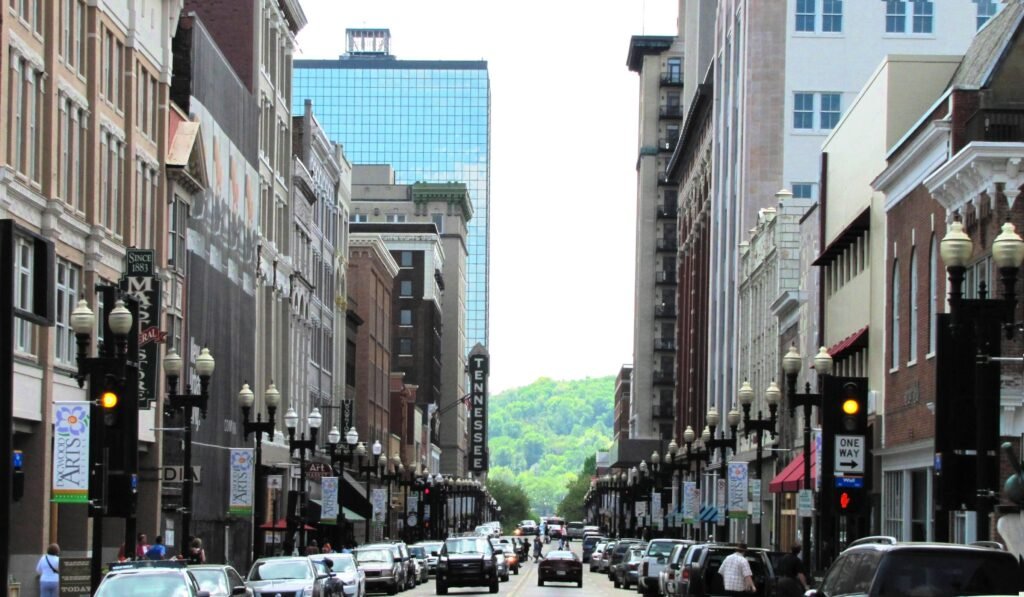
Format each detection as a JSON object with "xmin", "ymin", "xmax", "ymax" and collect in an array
[
  {"xmin": 795, "ymin": 0, "xmax": 816, "ymax": 31},
  {"xmin": 169, "ymin": 197, "xmax": 187, "ymax": 270},
  {"xmin": 822, "ymin": 0, "xmax": 843, "ymax": 32},
  {"xmin": 883, "ymin": 471, "xmax": 903, "ymax": 539},
  {"xmin": 431, "ymin": 213, "xmax": 444, "ymax": 233},
  {"xmin": 794, "ymin": 93, "xmax": 814, "ymax": 129},
  {"xmin": 908, "ymin": 248, "xmax": 918, "ymax": 362},
  {"xmin": 398, "ymin": 337, "xmax": 413, "ymax": 356},
  {"xmin": 820, "ymin": 93, "xmax": 841, "ymax": 129},
  {"xmin": 891, "ymin": 259, "xmax": 900, "ymax": 369},
  {"xmin": 792, "ymin": 183, "xmax": 816, "ymax": 200},
  {"xmin": 910, "ymin": 469, "xmax": 930, "ymax": 541},
  {"xmin": 14, "ymin": 236, "xmax": 35, "ymax": 354},
  {"xmin": 54, "ymin": 259, "xmax": 81, "ymax": 366},
  {"xmin": 350, "ymin": 213, "xmax": 367, "ymax": 223},
  {"xmin": 887, "ymin": 0, "xmax": 933, "ymax": 33},
  {"xmin": 400, "ymin": 309, "xmax": 412, "ymax": 326},
  {"xmin": 400, "ymin": 280, "xmax": 413, "ymax": 297},
  {"xmin": 386, "ymin": 213, "xmax": 407, "ymax": 223},
  {"xmin": 400, "ymin": 251, "xmax": 413, "ymax": 267},
  {"xmin": 928, "ymin": 233, "xmax": 937, "ymax": 354},
  {"xmin": 976, "ymin": 0, "xmax": 999, "ymax": 29}
]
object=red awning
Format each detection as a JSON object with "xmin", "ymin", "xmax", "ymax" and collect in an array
[
  {"xmin": 769, "ymin": 441, "xmax": 817, "ymax": 493},
  {"xmin": 259, "ymin": 518, "xmax": 316, "ymax": 531},
  {"xmin": 826, "ymin": 326, "xmax": 868, "ymax": 361}
]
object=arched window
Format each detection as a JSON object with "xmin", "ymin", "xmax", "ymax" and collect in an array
[
  {"xmin": 892, "ymin": 258, "xmax": 900, "ymax": 369},
  {"xmin": 908, "ymin": 248, "xmax": 918, "ymax": 362},
  {"xmin": 928, "ymin": 233, "xmax": 937, "ymax": 354}
]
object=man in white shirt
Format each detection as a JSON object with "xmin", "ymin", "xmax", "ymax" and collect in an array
[{"xmin": 718, "ymin": 543, "xmax": 756, "ymax": 595}]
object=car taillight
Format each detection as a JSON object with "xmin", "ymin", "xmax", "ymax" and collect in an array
[
  {"xmin": 682, "ymin": 567, "xmax": 690, "ymax": 581},
  {"xmin": 629, "ymin": 563, "xmax": 638, "ymax": 570}
]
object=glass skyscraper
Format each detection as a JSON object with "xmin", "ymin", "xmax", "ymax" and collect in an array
[{"xmin": 293, "ymin": 30, "xmax": 490, "ymax": 349}]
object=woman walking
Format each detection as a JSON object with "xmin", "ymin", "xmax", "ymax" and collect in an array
[{"xmin": 36, "ymin": 543, "xmax": 60, "ymax": 597}]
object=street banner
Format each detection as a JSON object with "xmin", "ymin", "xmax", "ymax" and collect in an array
[
  {"xmin": 798, "ymin": 489, "xmax": 814, "ymax": 518},
  {"xmin": 52, "ymin": 402, "xmax": 90, "ymax": 503},
  {"xmin": 372, "ymin": 488, "xmax": 387, "ymax": 523},
  {"xmin": 408, "ymin": 494, "xmax": 418, "ymax": 514},
  {"xmin": 750, "ymin": 479, "xmax": 762, "ymax": 524},
  {"xmin": 683, "ymin": 481, "xmax": 698, "ymax": 524},
  {"xmin": 651, "ymin": 491, "xmax": 662, "ymax": 528},
  {"xmin": 635, "ymin": 500, "xmax": 647, "ymax": 525},
  {"xmin": 727, "ymin": 462, "xmax": 748, "ymax": 519},
  {"xmin": 228, "ymin": 449, "xmax": 253, "ymax": 515},
  {"xmin": 671, "ymin": 480, "xmax": 679, "ymax": 513},
  {"xmin": 716, "ymin": 478, "xmax": 726, "ymax": 526},
  {"xmin": 815, "ymin": 429, "xmax": 822, "ymax": 493},
  {"xmin": 321, "ymin": 477, "xmax": 339, "ymax": 525}
]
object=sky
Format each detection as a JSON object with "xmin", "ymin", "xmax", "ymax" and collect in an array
[{"xmin": 295, "ymin": 0, "xmax": 679, "ymax": 393}]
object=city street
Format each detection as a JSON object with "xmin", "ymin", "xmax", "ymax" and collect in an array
[{"xmin": 396, "ymin": 539, "xmax": 623, "ymax": 597}]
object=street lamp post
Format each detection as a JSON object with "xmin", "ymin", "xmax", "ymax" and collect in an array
[
  {"xmin": 379, "ymin": 454, "xmax": 404, "ymax": 538},
  {"xmin": 705, "ymin": 406, "xmax": 740, "ymax": 541},
  {"xmin": 163, "ymin": 346, "xmax": 216, "ymax": 558},
  {"xmin": 237, "ymin": 382, "xmax": 280, "ymax": 561},
  {"xmin": 361, "ymin": 440, "xmax": 384, "ymax": 543},
  {"xmin": 782, "ymin": 344, "xmax": 833, "ymax": 573},
  {"xmin": 284, "ymin": 407, "xmax": 322, "ymax": 554},
  {"xmin": 738, "ymin": 380, "xmax": 781, "ymax": 547},
  {"xmin": 680, "ymin": 425, "xmax": 707, "ymax": 540},
  {"xmin": 327, "ymin": 425, "xmax": 360, "ymax": 547}
]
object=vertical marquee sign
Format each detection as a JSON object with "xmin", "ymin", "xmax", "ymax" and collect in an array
[
  {"xmin": 467, "ymin": 345, "xmax": 489, "ymax": 473},
  {"xmin": 120, "ymin": 249, "xmax": 164, "ymax": 408}
]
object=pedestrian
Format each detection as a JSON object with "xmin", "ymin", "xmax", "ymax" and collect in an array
[
  {"xmin": 532, "ymin": 536, "xmax": 543, "ymax": 562},
  {"xmin": 304, "ymin": 539, "xmax": 320, "ymax": 556},
  {"xmin": 321, "ymin": 542, "xmax": 333, "ymax": 554},
  {"xmin": 718, "ymin": 543, "xmax": 756, "ymax": 595},
  {"xmin": 36, "ymin": 543, "xmax": 60, "ymax": 597},
  {"xmin": 775, "ymin": 542, "xmax": 808, "ymax": 597},
  {"xmin": 188, "ymin": 538, "xmax": 207, "ymax": 564},
  {"xmin": 145, "ymin": 535, "xmax": 167, "ymax": 560}
]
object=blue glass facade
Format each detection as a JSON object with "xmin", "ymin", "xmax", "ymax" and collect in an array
[{"xmin": 293, "ymin": 58, "xmax": 490, "ymax": 349}]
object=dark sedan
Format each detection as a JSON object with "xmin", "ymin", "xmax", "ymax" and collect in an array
[
  {"xmin": 537, "ymin": 550, "xmax": 582, "ymax": 588},
  {"xmin": 612, "ymin": 546, "xmax": 644, "ymax": 590}
]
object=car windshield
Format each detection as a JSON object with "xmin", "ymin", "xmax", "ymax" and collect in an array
[
  {"xmin": 874, "ymin": 550, "xmax": 1021, "ymax": 595},
  {"xmin": 189, "ymin": 569, "xmax": 227, "ymax": 593},
  {"xmin": 96, "ymin": 573, "xmax": 191, "ymax": 597},
  {"xmin": 355, "ymin": 549, "xmax": 392, "ymax": 564},
  {"xmin": 417, "ymin": 543, "xmax": 443, "ymax": 554},
  {"xmin": 249, "ymin": 560, "xmax": 313, "ymax": 581},
  {"xmin": 646, "ymin": 541, "xmax": 678, "ymax": 558},
  {"xmin": 312, "ymin": 556, "xmax": 355, "ymax": 573},
  {"xmin": 409, "ymin": 546, "xmax": 426, "ymax": 558},
  {"xmin": 445, "ymin": 538, "xmax": 490, "ymax": 555}
]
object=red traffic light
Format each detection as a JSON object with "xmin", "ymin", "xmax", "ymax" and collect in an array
[
  {"xmin": 424, "ymin": 488, "xmax": 430, "ymax": 495},
  {"xmin": 840, "ymin": 492, "xmax": 851, "ymax": 509}
]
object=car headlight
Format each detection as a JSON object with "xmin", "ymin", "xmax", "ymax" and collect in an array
[{"xmin": 302, "ymin": 586, "xmax": 315, "ymax": 597}]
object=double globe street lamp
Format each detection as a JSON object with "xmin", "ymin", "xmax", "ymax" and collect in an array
[
  {"xmin": 163, "ymin": 346, "xmax": 215, "ymax": 559},
  {"xmin": 237, "ymin": 382, "xmax": 280, "ymax": 561},
  {"xmin": 737, "ymin": 379, "xmax": 781, "ymax": 546},
  {"xmin": 326, "ymin": 425, "xmax": 360, "ymax": 547},
  {"xmin": 284, "ymin": 406, "xmax": 322, "ymax": 553}
]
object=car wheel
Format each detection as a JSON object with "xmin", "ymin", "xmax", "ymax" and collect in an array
[
  {"xmin": 614, "ymin": 577, "xmax": 621, "ymax": 589},
  {"xmin": 538, "ymin": 579, "xmax": 544, "ymax": 587},
  {"xmin": 435, "ymin": 581, "xmax": 448, "ymax": 595},
  {"xmin": 577, "ymin": 579, "xmax": 583, "ymax": 588},
  {"xmin": 387, "ymin": 582, "xmax": 398, "ymax": 596},
  {"xmin": 489, "ymin": 579, "xmax": 499, "ymax": 593}
]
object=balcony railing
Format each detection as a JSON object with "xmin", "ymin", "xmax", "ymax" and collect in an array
[
  {"xmin": 660, "ymin": 73, "xmax": 683, "ymax": 86},
  {"xmin": 654, "ymin": 339, "xmax": 677, "ymax": 351},
  {"xmin": 965, "ymin": 109, "xmax": 1024, "ymax": 143},
  {"xmin": 654, "ymin": 304, "xmax": 677, "ymax": 318},
  {"xmin": 655, "ymin": 271, "xmax": 677, "ymax": 284},
  {"xmin": 652, "ymin": 401, "xmax": 675, "ymax": 419},
  {"xmin": 652, "ymin": 370, "xmax": 675, "ymax": 385},
  {"xmin": 659, "ymin": 105, "xmax": 684, "ymax": 118},
  {"xmin": 656, "ymin": 238, "xmax": 677, "ymax": 252}
]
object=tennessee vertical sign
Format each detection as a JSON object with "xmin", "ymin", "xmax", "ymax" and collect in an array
[{"xmin": 468, "ymin": 345, "xmax": 489, "ymax": 472}]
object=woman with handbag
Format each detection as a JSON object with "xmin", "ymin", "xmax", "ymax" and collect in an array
[{"xmin": 36, "ymin": 543, "xmax": 60, "ymax": 597}]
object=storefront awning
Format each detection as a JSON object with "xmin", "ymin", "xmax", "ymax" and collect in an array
[{"xmin": 769, "ymin": 442, "xmax": 817, "ymax": 493}]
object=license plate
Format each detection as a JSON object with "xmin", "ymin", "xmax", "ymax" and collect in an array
[{"xmin": 557, "ymin": 570, "xmax": 566, "ymax": 576}]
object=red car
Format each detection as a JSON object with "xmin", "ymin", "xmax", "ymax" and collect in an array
[{"xmin": 537, "ymin": 550, "xmax": 582, "ymax": 588}]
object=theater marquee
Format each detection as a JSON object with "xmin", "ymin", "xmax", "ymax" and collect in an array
[{"xmin": 468, "ymin": 346, "xmax": 489, "ymax": 473}]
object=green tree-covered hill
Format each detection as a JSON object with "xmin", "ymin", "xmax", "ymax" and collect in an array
[{"xmin": 487, "ymin": 376, "xmax": 614, "ymax": 515}]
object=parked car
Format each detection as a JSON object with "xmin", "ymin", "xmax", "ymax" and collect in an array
[
  {"xmin": 247, "ymin": 556, "xmax": 336, "ymax": 597},
  {"xmin": 681, "ymin": 543, "xmax": 775, "ymax": 597},
  {"xmin": 606, "ymin": 538, "xmax": 641, "ymax": 581},
  {"xmin": 408, "ymin": 544, "xmax": 432, "ymax": 581},
  {"xmin": 492, "ymin": 539, "xmax": 519, "ymax": 575},
  {"xmin": 308, "ymin": 554, "xmax": 365, "ymax": 597},
  {"xmin": 581, "ymin": 535, "xmax": 606, "ymax": 563},
  {"xmin": 353, "ymin": 545, "xmax": 402, "ymax": 595},
  {"xmin": 537, "ymin": 550, "xmax": 583, "ymax": 588},
  {"xmin": 414, "ymin": 541, "xmax": 444, "ymax": 575},
  {"xmin": 491, "ymin": 546, "xmax": 510, "ymax": 582},
  {"xmin": 566, "ymin": 521, "xmax": 586, "ymax": 539},
  {"xmin": 808, "ymin": 537, "xmax": 1024, "ymax": 596},
  {"xmin": 189, "ymin": 564, "xmax": 251, "ymax": 597},
  {"xmin": 593, "ymin": 540, "xmax": 615, "ymax": 573},
  {"xmin": 638, "ymin": 538, "xmax": 692, "ymax": 595},
  {"xmin": 658, "ymin": 542, "xmax": 690, "ymax": 597},
  {"xmin": 98, "ymin": 561, "xmax": 210, "ymax": 597},
  {"xmin": 475, "ymin": 524, "xmax": 500, "ymax": 539},
  {"xmin": 436, "ymin": 535, "xmax": 500, "ymax": 594},
  {"xmin": 612, "ymin": 546, "xmax": 645, "ymax": 589},
  {"xmin": 518, "ymin": 520, "xmax": 538, "ymax": 535}
]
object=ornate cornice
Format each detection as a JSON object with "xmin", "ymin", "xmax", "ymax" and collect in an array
[{"xmin": 924, "ymin": 142, "xmax": 1024, "ymax": 217}]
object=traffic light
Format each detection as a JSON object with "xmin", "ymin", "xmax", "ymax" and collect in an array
[
  {"xmin": 12, "ymin": 451, "xmax": 24, "ymax": 501},
  {"xmin": 837, "ymin": 381, "xmax": 867, "ymax": 435}
]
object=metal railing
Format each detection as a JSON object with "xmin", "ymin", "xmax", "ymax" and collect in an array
[{"xmin": 964, "ymin": 109, "xmax": 1024, "ymax": 143}]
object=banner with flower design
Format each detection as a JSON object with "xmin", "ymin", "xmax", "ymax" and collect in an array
[
  {"xmin": 228, "ymin": 449, "xmax": 253, "ymax": 515},
  {"xmin": 321, "ymin": 477, "xmax": 339, "ymax": 525},
  {"xmin": 52, "ymin": 402, "xmax": 90, "ymax": 503}
]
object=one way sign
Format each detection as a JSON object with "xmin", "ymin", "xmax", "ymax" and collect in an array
[{"xmin": 834, "ymin": 435, "xmax": 865, "ymax": 474}]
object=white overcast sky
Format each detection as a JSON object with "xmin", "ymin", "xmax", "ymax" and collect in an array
[{"xmin": 295, "ymin": 0, "xmax": 679, "ymax": 393}]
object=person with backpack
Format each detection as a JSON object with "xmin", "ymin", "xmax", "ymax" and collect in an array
[
  {"xmin": 188, "ymin": 538, "xmax": 207, "ymax": 564},
  {"xmin": 36, "ymin": 543, "xmax": 60, "ymax": 597},
  {"xmin": 145, "ymin": 535, "xmax": 167, "ymax": 560}
]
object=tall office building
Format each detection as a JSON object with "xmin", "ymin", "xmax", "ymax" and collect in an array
[{"xmin": 293, "ymin": 29, "xmax": 490, "ymax": 353}]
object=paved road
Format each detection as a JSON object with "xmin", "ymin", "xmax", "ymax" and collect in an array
[{"xmin": 391, "ymin": 538, "xmax": 623, "ymax": 597}]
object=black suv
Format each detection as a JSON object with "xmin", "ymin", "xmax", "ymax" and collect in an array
[
  {"xmin": 808, "ymin": 537, "xmax": 1024, "ymax": 596},
  {"xmin": 680, "ymin": 543, "xmax": 775, "ymax": 596},
  {"xmin": 436, "ymin": 535, "xmax": 499, "ymax": 595}
]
